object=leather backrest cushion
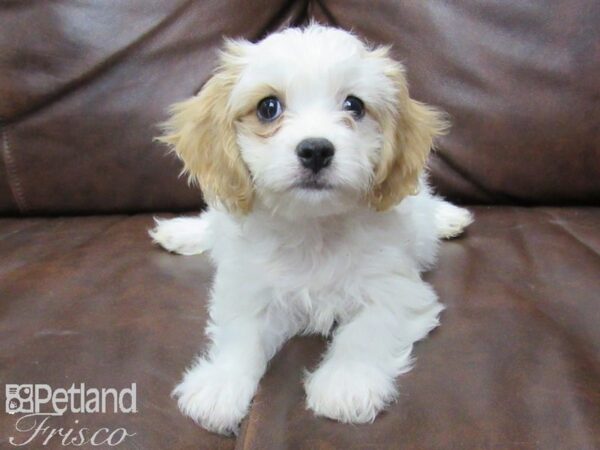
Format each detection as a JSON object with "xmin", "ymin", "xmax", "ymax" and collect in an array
[
  {"xmin": 0, "ymin": 0, "xmax": 305, "ymax": 214},
  {"xmin": 1, "ymin": 0, "xmax": 598, "ymax": 214},
  {"xmin": 312, "ymin": 0, "xmax": 600, "ymax": 205}
]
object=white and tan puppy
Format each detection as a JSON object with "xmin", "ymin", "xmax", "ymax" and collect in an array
[{"xmin": 151, "ymin": 24, "xmax": 472, "ymax": 435}]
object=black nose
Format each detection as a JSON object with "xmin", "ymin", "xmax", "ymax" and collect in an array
[{"xmin": 295, "ymin": 138, "xmax": 335, "ymax": 173}]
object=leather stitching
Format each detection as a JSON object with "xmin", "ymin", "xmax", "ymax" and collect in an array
[{"xmin": 1, "ymin": 125, "xmax": 28, "ymax": 212}]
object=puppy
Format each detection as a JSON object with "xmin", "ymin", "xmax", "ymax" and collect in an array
[{"xmin": 150, "ymin": 24, "xmax": 473, "ymax": 435}]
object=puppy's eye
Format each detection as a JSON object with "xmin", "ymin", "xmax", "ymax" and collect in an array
[
  {"xmin": 343, "ymin": 95, "xmax": 365, "ymax": 119},
  {"xmin": 257, "ymin": 96, "xmax": 283, "ymax": 122}
]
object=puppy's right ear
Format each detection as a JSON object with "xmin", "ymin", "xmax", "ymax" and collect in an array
[
  {"xmin": 368, "ymin": 48, "xmax": 448, "ymax": 212},
  {"xmin": 157, "ymin": 40, "xmax": 254, "ymax": 214}
]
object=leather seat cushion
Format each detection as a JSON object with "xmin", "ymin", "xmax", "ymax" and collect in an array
[{"xmin": 1, "ymin": 206, "xmax": 598, "ymax": 449}]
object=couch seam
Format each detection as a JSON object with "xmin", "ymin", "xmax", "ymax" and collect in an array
[
  {"xmin": 1, "ymin": 124, "xmax": 28, "ymax": 212},
  {"xmin": 251, "ymin": 0, "xmax": 310, "ymax": 42},
  {"xmin": 312, "ymin": 0, "xmax": 339, "ymax": 26}
]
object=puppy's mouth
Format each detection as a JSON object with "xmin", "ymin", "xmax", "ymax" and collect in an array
[{"xmin": 292, "ymin": 177, "xmax": 334, "ymax": 191}]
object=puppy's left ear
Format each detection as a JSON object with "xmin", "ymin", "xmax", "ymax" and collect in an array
[
  {"xmin": 157, "ymin": 40, "xmax": 254, "ymax": 214},
  {"xmin": 369, "ymin": 50, "xmax": 449, "ymax": 211}
]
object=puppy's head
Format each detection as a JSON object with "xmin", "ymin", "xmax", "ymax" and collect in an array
[{"xmin": 160, "ymin": 25, "xmax": 447, "ymax": 217}]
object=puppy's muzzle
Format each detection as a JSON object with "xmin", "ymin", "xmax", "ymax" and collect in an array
[{"xmin": 296, "ymin": 138, "xmax": 335, "ymax": 174}]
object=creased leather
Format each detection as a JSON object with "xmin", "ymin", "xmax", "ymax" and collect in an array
[
  {"xmin": 237, "ymin": 206, "xmax": 600, "ymax": 450},
  {"xmin": 0, "ymin": 1, "xmax": 307, "ymax": 214},
  {"xmin": 0, "ymin": 208, "xmax": 598, "ymax": 449},
  {"xmin": 1, "ymin": 1, "xmax": 599, "ymax": 214},
  {"xmin": 313, "ymin": 0, "xmax": 600, "ymax": 205}
]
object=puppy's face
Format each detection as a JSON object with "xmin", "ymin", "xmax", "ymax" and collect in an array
[{"xmin": 160, "ymin": 26, "xmax": 447, "ymax": 217}]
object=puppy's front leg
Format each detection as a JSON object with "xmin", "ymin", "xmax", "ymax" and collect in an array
[
  {"xmin": 173, "ymin": 307, "xmax": 292, "ymax": 435},
  {"xmin": 305, "ymin": 277, "xmax": 443, "ymax": 423}
]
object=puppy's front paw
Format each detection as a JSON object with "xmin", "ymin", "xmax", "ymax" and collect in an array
[
  {"xmin": 173, "ymin": 360, "xmax": 257, "ymax": 435},
  {"xmin": 305, "ymin": 361, "xmax": 398, "ymax": 423}
]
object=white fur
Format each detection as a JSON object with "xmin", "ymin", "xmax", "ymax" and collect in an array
[
  {"xmin": 435, "ymin": 201, "xmax": 474, "ymax": 239},
  {"xmin": 149, "ymin": 216, "xmax": 212, "ymax": 255},
  {"xmin": 151, "ymin": 25, "xmax": 472, "ymax": 435},
  {"xmin": 232, "ymin": 26, "xmax": 401, "ymax": 219}
]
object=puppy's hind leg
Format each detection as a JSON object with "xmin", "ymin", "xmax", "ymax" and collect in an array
[
  {"xmin": 149, "ymin": 214, "xmax": 213, "ymax": 255},
  {"xmin": 435, "ymin": 200, "xmax": 474, "ymax": 239}
]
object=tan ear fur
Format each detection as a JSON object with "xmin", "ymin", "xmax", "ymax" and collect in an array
[
  {"xmin": 369, "ymin": 53, "xmax": 449, "ymax": 211},
  {"xmin": 157, "ymin": 42, "xmax": 253, "ymax": 214}
]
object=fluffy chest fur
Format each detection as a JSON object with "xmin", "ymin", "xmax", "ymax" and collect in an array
[{"xmin": 206, "ymin": 193, "xmax": 439, "ymax": 333}]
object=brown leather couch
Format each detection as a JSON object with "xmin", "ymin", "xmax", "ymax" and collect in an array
[{"xmin": 1, "ymin": 1, "xmax": 599, "ymax": 449}]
